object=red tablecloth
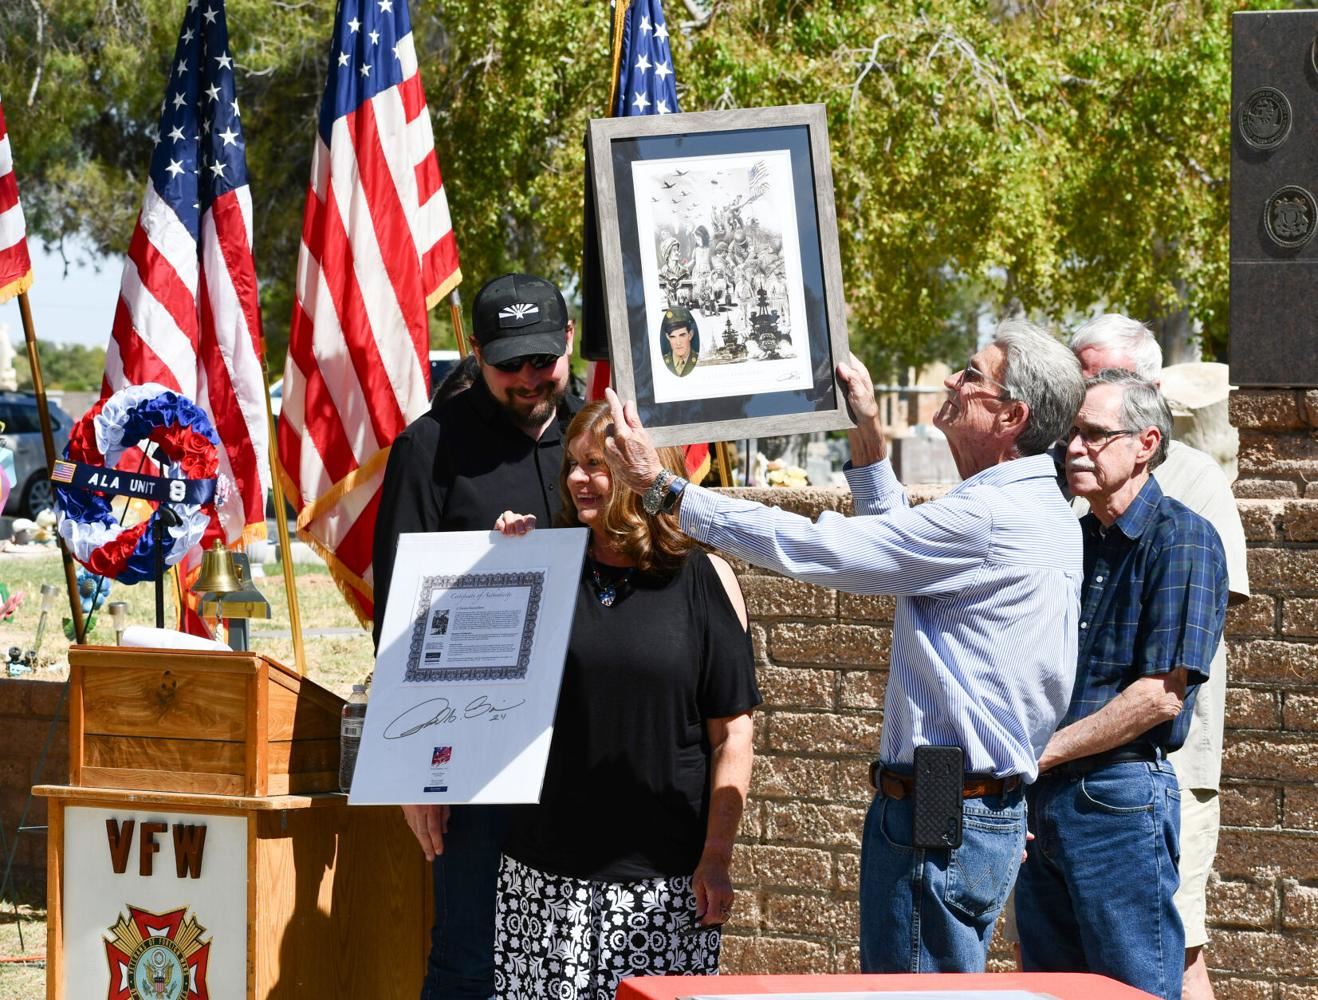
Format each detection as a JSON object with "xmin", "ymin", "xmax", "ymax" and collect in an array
[{"xmin": 616, "ymin": 972, "xmax": 1158, "ymax": 1000}]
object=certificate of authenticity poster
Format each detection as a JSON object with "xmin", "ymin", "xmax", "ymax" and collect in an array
[{"xmin": 351, "ymin": 528, "xmax": 587, "ymax": 804}]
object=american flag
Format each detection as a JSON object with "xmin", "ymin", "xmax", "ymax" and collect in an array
[
  {"xmin": 588, "ymin": 0, "xmax": 710, "ymax": 482},
  {"xmin": 0, "ymin": 94, "xmax": 34, "ymax": 305},
  {"xmin": 277, "ymin": 0, "xmax": 461, "ymax": 626},
  {"xmin": 611, "ymin": 0, "xmax": 680, "ymax": 118},
  {"xmin": 102, "ymin": 0, "xmax": 269, "ymax": 608}
]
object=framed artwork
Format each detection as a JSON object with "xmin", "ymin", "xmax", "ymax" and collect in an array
[{"xmin": 587, "ymin": 104, "xmax": 853, "ymax": 447}]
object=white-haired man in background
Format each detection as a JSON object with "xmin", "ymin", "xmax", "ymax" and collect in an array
[{"xmin": 1069, "ymin": 314, "xmax": 1249, "ymax": 1000}]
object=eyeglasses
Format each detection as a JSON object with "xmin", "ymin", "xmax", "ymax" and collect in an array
[
  {"xmin": 1066, "ymin": 425, "xmax": 1137, "ymax": 448},
  {"xmin": 953, "ymin": 358, "xmax": 1012, "ymax": 400},
  {"xmin": 490, "ymin": 353, "xmax": 560, "ymax": 374}
]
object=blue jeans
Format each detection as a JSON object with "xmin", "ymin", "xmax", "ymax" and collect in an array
[
  {"xmin": 420, "ymin": 805, "xmax": 507, "ymax": 1000},
  {"xmin": 859, "ymin": 775, "xmax": 1025, "ymax": 973},
  {"xmin": 1016, "ymin": 760, "xmax": 1183, "ymax": 1000}
]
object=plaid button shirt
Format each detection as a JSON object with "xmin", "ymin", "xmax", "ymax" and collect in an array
[{"xmin": 1061, "ymin": 474, "xmax": 1228, "ymax": 751}]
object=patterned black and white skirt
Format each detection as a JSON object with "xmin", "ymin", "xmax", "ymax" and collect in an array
[{"xmin": 493, "ymin": 854, "xmax": 721, "ymax": 1000}]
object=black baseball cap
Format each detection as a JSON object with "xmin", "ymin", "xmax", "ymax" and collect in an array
[{"xmin": 472, "ymin": 273, "xmax": 570, "ymax": 365}]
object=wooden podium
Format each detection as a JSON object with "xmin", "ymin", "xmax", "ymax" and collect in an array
[{"xmin": 36, "ymin": 645, "xmax": 429, "ymax": 999}]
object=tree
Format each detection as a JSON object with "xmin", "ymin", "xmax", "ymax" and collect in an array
[
  {"xmin": 0, "ymin": 0, "xmax": 1277, "ymax": 381},
  {"xmin": 10, "ymin": 341, "xmax": 107, "ymax": 390}
]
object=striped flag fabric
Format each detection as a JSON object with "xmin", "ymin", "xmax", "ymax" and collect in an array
[
  {"xmin": 277, "ymin": 0, "xmax": 461, "ymax": 625},
  {"xmin": 102, "ymin": 0, "xmax": 269, "ymax": 617},
  {"xmin": 589, "ymin": 0, "xmax": 710, "ymax": 482},
  {"xmin": 0, "ymin": 94, "xmax": 34, "ymax": 305}
]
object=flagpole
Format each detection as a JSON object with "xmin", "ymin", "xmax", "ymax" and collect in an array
[
  {"xmin": 262, "ymin": 359, "xmax": 307, "ymax": 676},
  {"xmin": 714, "ymin": 441, "xmax": 734, "ymax": 486},
  {"xmin": 15, "ymin": 291, "xmax": 87, "ymax": 643},
  {"xmin": 449, "ymin": 289, "xmax": 468, "ymax": 358}
]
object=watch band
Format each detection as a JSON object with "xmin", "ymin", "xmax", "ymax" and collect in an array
[
  {"xmin": 659, "ymin": 476, "xmax": 688, "ymax": 514},
  {"xmin": 642, "ymin": 469, "xmax": 676, "ymax": 515}
]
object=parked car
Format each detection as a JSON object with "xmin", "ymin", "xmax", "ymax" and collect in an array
[
  {"xmin": 426, "ymin": 350, "xmax": 461, "ymax": 398},
  {"xmin": 269, "ymin": 350, "xmax": 462, "ymax": 419},
  {"xmin": 0, "ymin": 391, "xmax": 74, "ymax": 517}
]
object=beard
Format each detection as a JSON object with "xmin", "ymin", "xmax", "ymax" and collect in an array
[{"xmin": 500, "ymin": 379, "xmax": 568, "ymax": 430}]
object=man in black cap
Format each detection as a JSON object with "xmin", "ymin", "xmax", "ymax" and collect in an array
[{"xmin": 373, "ymin": 272, "xmax": 581, "ymax": 1000}]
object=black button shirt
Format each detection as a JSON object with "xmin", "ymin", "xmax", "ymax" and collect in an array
[{"xmin": 372, "ymin": 377, "xmax": 581, "ymax": 649}]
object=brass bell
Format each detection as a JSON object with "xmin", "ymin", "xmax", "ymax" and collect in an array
[{"xmin": 191, "ymin": 540, "xmax": 241, "ymax": 595}]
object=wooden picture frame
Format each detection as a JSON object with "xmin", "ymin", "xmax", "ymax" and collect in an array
[{"xmin": 587, "ymin": 104, "xmax": 853, "ymax": 447}]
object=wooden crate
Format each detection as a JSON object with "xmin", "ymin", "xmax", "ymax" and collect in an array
[{"xmin": 68, "ymin": 646, "xmax": 343, "ymax": 796}]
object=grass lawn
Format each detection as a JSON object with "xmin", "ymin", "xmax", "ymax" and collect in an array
[
  {"xmin": 0, "ymin": 548, "xmax": 375, "ymax": 695},
  {"xmin": 0, "ymin": 902, "xmax": 44, "ymax": 1000}
]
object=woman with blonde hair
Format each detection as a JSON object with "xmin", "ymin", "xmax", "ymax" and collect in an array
[{"xmin": 491, "ymin": 400, "xmax": 759, "ymax": 1000}]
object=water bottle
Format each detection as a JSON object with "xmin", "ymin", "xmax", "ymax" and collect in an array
[{"xmin": 339, "ymin": 683, "xmax": 369, "ymax": 793}]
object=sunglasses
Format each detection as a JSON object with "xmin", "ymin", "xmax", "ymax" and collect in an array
[
  {"xmin": 953, "ymin": 358, "xmax": 1012, "ymax": 400},
  {"xmin": 490, "ymin": 353, "xmax": 560, "ymax": 374}
]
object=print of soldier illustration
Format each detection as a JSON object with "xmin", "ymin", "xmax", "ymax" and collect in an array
[{"xmin": 648, "ymin": 158, "xmax": 795, "ymax": 367}]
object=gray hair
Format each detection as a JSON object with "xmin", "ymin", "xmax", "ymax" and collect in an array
[
  {"xmin": 1085, "ymin": 368, "xmax": 1172, "ymax": 469},
  {"xmin": 1069, "ymin": 313, "xmax": 1163, "ymax": 381},
  {"xmin": 993, "ymin": 319, "xmax": 1086, "ymax": 457}
]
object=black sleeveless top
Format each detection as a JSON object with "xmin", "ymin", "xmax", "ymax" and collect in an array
[{"xmin": 505, "ymin": 549, "xmax": 759, "ymax": 882}]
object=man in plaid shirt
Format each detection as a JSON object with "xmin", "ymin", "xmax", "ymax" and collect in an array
[{"xmin": 1016, "ymin": 369, "xmax": 1228, "ymax": 1000}]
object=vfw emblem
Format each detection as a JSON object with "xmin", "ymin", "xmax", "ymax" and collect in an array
[{"xmin": 103, "ymin": 905, "xmax": 211, "ymax": 1000}]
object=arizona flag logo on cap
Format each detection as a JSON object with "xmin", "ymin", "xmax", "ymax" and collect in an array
[{"xmin": 498, "ymin": 302, "xmax": 539, "ymax": 326}]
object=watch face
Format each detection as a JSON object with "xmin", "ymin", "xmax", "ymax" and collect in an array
[{"xmin": 642, "ymin": 475, "xmax": 667, "ymax": 515}]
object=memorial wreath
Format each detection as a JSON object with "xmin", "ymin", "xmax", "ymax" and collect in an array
[{"xmin": 54, "ymin": 383, "xmax": 225, "ymax": 583}]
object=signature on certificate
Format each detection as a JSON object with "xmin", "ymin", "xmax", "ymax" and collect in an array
[{"xmin": 384, "ymin": 695, "xmax": 527, "ymax": 739}]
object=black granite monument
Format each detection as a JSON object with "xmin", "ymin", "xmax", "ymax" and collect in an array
[{"xmin": 1231, "ymin": 10, "xmax": 1318, "ymax": 385}]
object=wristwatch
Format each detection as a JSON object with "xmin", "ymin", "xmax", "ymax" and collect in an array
[
  {"xmin": 641, "ymin": 470, "xmax": 687, "ymax": 515},
  {"xmin": 660, "ymin": 475, "xmax": 688, "ymax": 513}
]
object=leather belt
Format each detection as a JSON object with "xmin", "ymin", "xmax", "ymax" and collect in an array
[
  {"xmin": 868, "ymin": 761, "xmax": 1022, "ymax": 800},
  {"xmin": 1039, "ymin": 744, "xmax": 1161, "ymax": 781}
]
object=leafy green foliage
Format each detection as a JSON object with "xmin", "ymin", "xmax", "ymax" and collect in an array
[
  {"xmin": 0, "ymin": 0, "xmax": 1274, "ymax": 381},
  {"xmin": 11, "ymin": 341, "xmax": 107, "ymax": 390},
  {"xmin": 63, "ymin": 613, "xmax": 99, "ymax": 642}
]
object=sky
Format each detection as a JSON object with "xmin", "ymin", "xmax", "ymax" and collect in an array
[{"xmin": 1, "ymin": 239, "xmax": 123, "ymax": 349}]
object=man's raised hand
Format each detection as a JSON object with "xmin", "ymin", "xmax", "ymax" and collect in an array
[
  {"xmin": 836, "ymin": 352, "xmax": 888, "ymax": 466},
  {"xmin": 602, "ymin": 387, "xmax": 664, "ymax": 494}
]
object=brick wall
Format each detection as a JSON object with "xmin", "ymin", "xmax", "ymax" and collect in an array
[
  {"xmin": 714, "ymin": 485, "xmax": 929, "ymax": 975},
  {"xmin": 1207, "ymin": 390, "xmax": 1318, "ymax": 997},
  {"xmin": 0, "ymin": 677, "xmax": 67, "ymax": 900}
]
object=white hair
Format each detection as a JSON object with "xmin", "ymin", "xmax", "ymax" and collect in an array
[
  {"xmin": 993, "ymin": 319, "xmax": 1085, "ymax": 457},
  {"xmin": 1069, "ymin": 313, "xmax": 1163, "ymax": 381}
]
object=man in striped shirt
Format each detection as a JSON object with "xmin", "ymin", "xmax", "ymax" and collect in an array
[{"xmin": 603, "ymin": 320, "xmax": 1086, "ymax": 972}]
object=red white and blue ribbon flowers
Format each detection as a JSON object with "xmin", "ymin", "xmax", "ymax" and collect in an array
[{"xmin": 55, "ymin": 384, "xmax": 226, "ymax": 583}]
